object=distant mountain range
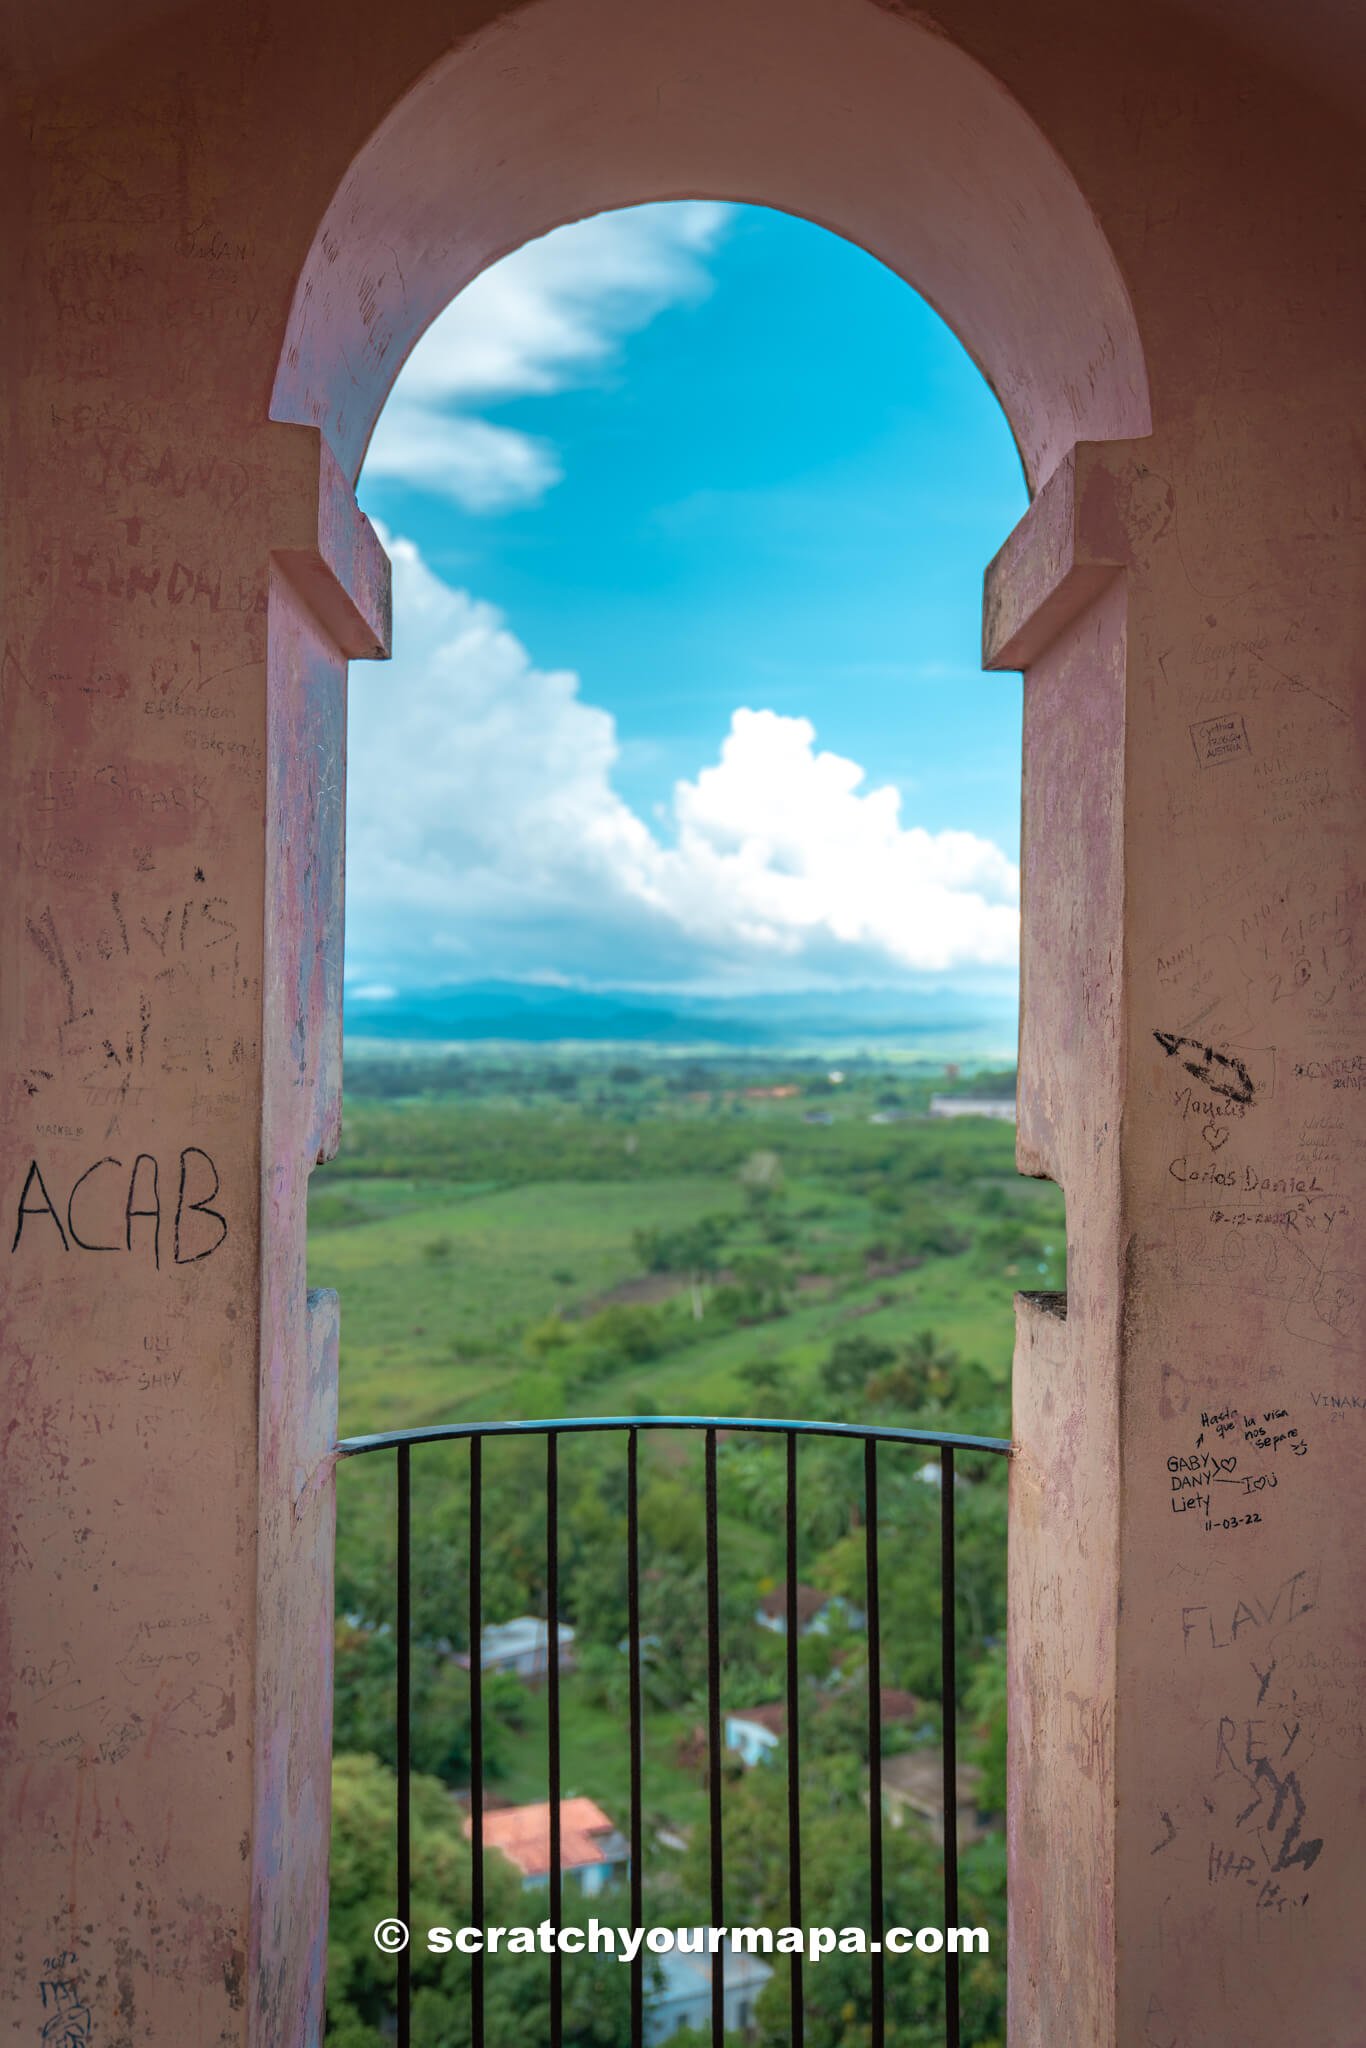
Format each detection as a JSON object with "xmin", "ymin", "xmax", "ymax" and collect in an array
[{"xmin": 343, "ymin": 979, "xmax": 1019, "ymax": 1054}]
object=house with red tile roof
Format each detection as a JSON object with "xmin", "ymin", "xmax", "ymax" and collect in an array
[{"xmin": 465, "ymin": 1797, "xmax": 628, "ymax": 1895}]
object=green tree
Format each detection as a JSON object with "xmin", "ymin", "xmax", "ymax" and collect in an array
[
  {"xmin": 820, "ymin": 1333, "xmax": 896, "ymax": 1404},
  {"xmin": 965, "ymin": 1642, "xmax": 1008, "ymax": 1815},
  {"xmin": 329, "ymin": 1754, "xmax": 637, "ymax": 2047},
  {"xmin": 674, "ymin": 1759, "xmax": 1005, "ymax": 2048},
  {"xmin": 738, "ymin": 1355, "xmax": 793, "ymax": 1416}
]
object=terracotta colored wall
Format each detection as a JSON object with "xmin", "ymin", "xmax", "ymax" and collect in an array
[{"xmin": 2, "ymin": 2, "xmax": 1362, "ymax": 2043}]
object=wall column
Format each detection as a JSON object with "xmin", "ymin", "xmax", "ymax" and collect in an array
[
  {"xmin": 0, "ymin": 380, "xmax": 388, "ymax": 2043},
  {"xmin": 993, "ymin": 437, "xmax": 1366, "ymax": 2044}
]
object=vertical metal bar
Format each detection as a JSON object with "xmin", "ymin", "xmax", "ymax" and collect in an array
[
  {"xmin": 396, "ymin": 1444, "xmax": 412, "ymax": 2048},
  {"xmin": 864, "ymin": 1438, "xmax": 884, "ymax": 2048},
  {"xmin": 627, "ymin": 1429, "xmax": 644, "ymax": 2047},
  {"xmin": 705, "ymin": 1429, "xmax": 724, "ymax": 2048},
  {"xmin": 469, "ymin": 1435, "xmax": 484, "ymax": 2048},
  {"xmin": 784, "ymin": 1432, "xmax": 804, "ymax": 2048},
  {"xmin": 940, "ymin": 1445, "xmax": 960, "ymax": 2048},
  {"xmin": 547, "ymin": 1431, "xmax": 563, "ymax": 2048}
]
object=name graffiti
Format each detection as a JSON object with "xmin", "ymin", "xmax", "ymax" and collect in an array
[
  {"xmin": 79, "ymin": 427, "xmax": 251, "ymax": 512},
  {"xmin": 1173, "ymin": 1085, "xmax": 1247, "ymax": 1123},
  {"xmin": 1181, "ymin": 1567, "xmax": 1317, "ymax": 1651},
  {"xmin": 1294, "ymin": 1053, "xmax": 1366, "ymax": 1086},
  {"xmin": 1168, "ymin": 1159, "xmax": 1323, "ymax": 1196},
  {"xmin": 1189, "ymin": 714, "xmax": 1252, "ymax": 768},
  {"xmin": 70, "ymin": 547, "xmax": 266, "ymax": 615},
  {"xmin": 10, "ymin": 1148, "xmax": 227, "ymax": 1267},
  {"xmin": 1162, "ymin": 1405, "xmax": 1309, "ymax": 1532}
]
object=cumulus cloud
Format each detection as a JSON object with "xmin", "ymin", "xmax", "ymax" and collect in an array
[
  {"xmin": 362, "ymin": 203, "xmax": 730, "ymax": 511},
  {"xmin": 648, "ymin": 710, "xmax": 1019, "ymax": 971},
  {"xmin": 345, "ymin": 536, "xmax": 1019, "ymax": 990}
]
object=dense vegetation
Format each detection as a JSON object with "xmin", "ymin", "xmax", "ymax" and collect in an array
[{"xmin": 313, "ymin": 1048, "xmax": 1058, "ymax": 2046}]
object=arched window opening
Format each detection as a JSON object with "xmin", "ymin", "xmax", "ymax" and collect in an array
[{"xmin": 316, "ymin": 202, "xmax": 1058, "ymax": 2046}]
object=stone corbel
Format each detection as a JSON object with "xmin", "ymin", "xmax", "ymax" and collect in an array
[
  {"xmin": 269, "ymin": 425, "xmax": 392, "ymax": 661},
  {"xmin": 982, "ymin": 442, "xmax": 1131, "ymax": 672}
]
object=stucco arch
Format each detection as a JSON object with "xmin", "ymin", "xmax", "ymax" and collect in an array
[
  {"xmin": 271, "ymin": 0, "xmax": 1150, "ymax": 492},
  {"xmin": 262, "ymin": 15, "xmax": 1151, "ymax": 2039},
  {"xmin": 263, "ymin": 15, "xmax": 1152, "ymax": 2039}
]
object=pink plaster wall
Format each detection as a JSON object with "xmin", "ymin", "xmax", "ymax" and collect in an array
[
  {"xmin": 2, "ymin": 1, "xmax": 1363, "ymax": 2042},
  {"xmin": 1107, "ymin": 442, "xmax": 1366, "ymax": 2043},
  {"xmin": 987, "ymin": 509, "xmax": 1130, "ymax": 2041}
]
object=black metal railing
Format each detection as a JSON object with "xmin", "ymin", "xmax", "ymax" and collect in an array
[{"xmin": 336, "ymin": 1414, "xmax": 1012, "ymax": 2048}]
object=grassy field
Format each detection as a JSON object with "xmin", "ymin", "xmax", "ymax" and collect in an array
[
  {"xmin": 311, "ymin": 1091, "xmax": 1060, "ymax": 1442},
  {"xmin": 316, "ymin": 1175, "xmax": 744, "ymax": 1435}
]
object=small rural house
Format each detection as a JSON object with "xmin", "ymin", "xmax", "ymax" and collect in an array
[
  {"xmin": 726, "ymin": 1689, "xmax": 920, "ymax": 1768},
  {"xmin": 466, "ymin": 1797, "xmax": 628, "ymax": 1896},
  {"xmin": 454, "ymin": 1616, "xmax": 576, "ymax": 1679},
  {"xmin": 724, "ymin": 1702, "xmax": 787, "ymax": 1769},
  {"xmin": 754, "ymin": 1582, "xmax": 864, "ymax": 1638},
  {"xmin": 879, "ymin": 1751, "xmax": 989, "ymax": 1848},
  {"xmin": 646, "ymin": 1939, "xmax": 772, "ymax": 2042}
]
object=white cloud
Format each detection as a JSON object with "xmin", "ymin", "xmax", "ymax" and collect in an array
[
  {"xmin": 363, "ymin": 414, "xmax": 561, "ymax": 513},
  {"xmin": 361, "ymin": 203, "xmax": 730, "ymax": 511},
  {"xmin": 345, "ymin": 535, "xmax": 1018, "ymax": 990},
  {"xmin": 650, "ymin": 710, "xmax": 1019, "ymax": 971}
]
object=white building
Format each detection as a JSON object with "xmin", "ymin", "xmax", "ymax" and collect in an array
[
  {"xmin": 727, "ymin": 1689, "xmax": 921, "ymax": 1768},
  {"xmin": 646, "ymin": 1937, "xmax": 772, "ymax": 2041},
  {"xmin": 724, "ymin": 1703, "xmax": 786, "ymax": 1768},
  {"xmin": 927, "ymin": 1094, "xmax": 1016, "ymax": 1121},
  {"xmin": 455, "ymin": 1616, "xmax": 575, "ymax": 1678}
]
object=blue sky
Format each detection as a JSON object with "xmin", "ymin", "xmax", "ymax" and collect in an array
[{"xmin": 347, "ymin": 203, "xmax": 1027, "ymax": 996}]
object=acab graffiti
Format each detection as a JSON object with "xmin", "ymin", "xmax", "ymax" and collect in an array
[{"xmin": 10, "ymin": 1147, "xmax": 227, "ymax": 1266}]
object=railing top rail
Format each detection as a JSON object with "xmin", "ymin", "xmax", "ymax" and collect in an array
[{"xmin": 336, "ymin": 1414, "xmax": 1013, "ymax": 1457}]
